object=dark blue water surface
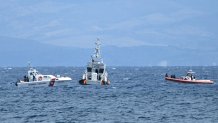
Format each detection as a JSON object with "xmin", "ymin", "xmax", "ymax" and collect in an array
[{"xmin": 0, "ymin": 66, "xmax": 218, "ymax": 123}]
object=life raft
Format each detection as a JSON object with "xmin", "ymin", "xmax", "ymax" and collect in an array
[
  {"xmin": 101, "ymin": 80, "xmax": 110, "ymax": 85},
  {"xmin": 79, "ymin": 79, "xmax": 87, "ymax": 85}
]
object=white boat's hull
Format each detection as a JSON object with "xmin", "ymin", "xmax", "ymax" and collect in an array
[
  {"xmin": 16, "ymin": 78, "xmax": 72, "ymax": 87},
  {"xmin": 55, "ymin": 77, "xmax": 72, "ymax": 86},
  {"xmin": 16, "ymin": 81, "xmax": 50, "ymax": 87},
  {"xmin": 54, "ymin": 80, "xmax": 70, "ymax": 86}
]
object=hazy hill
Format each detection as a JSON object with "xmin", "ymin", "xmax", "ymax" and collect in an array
[{"xmin": 0, "ymin": 37, "xmax": 217, "ymax": 66}]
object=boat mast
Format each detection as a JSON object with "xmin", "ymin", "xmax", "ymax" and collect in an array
[
  {"xmin": 91, "ymin": 38, "xmax": 102, "ymax": 63},
  {"xmin": 95, "ymin": 38, "xmax": 101, "ymax": 59},
  {"xmin": 28, "ymin": 61, "xmax": 32, "ymax": 70}
]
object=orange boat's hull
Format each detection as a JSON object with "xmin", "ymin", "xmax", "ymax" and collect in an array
[{"xmin": 165, "ymin": 77, "xmax": 214, "ymax": 84}]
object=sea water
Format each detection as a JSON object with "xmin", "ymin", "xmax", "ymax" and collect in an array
[{"xmin": 0, "ymin": 66, "xmax": 218, "ymax": 123}]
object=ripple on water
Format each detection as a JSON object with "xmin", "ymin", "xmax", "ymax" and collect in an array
[{"xmin": 0, "ymin": 67, "xmax": 218, "ymax": 122}]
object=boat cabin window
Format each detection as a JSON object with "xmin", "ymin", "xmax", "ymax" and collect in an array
[
  {"xmin": 30, "ymin": 72, "xmax": 37, "ymax": 75},
  {"xmin": 87, "ymin": 67, "xmax": 92, "ymax": 72},
  {"xmin": 187, "ymin": 73, "xmax": 192, "ymax": 77},
  {"xmin": 99, "ymin": 69, "xmax": 104, "ymax": 73},
  {"xmin": 43, "ymin": 76, "xmax": 50, "ymax": 79},
  {"xmin": 95, "ymin": 69, "xmax": 99, "ymax": 73}
]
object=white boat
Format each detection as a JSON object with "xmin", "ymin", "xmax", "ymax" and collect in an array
[
  {"xmin": 16, "ymin": 64, "xmax": 72, "ymax": 87},
  {"xmin": 165, "ymin": 70, "xmax": 214, "ymax": 84},
  {"xmin": 79, "ymin": 39, "xmax": 110, "ymax": 85}
]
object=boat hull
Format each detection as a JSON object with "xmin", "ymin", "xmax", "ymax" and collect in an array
[
  {"xmin": 55, "ymin": 77, "xmax": 72, "ymax": 86},
  {"xmin": 165, "ymin": 77, "xmax": 214, "ymax": 84},
  {"xmin": 79, "ymin": 79, "xmax": 110, "ymax": 85},
  {"xmin": 16, "ymin": 78, "xmax": 71, "ymax": 87},
  {"xmin": 16, "ymin": 81, "xmax": 49, "ymax": 87}
]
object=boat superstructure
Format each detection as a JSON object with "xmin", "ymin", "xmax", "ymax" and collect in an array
[{"xmin": 79, "ymin": 39, "xmax": 110, "ymax": 85}]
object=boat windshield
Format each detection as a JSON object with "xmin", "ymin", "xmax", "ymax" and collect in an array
[
  {"xmin": 87, "ymin": 67, "xmax": 92, "ymax": 72},
  {"xmin": 95, "ymin": 69, "xmax": 99, "ymax": 73},
  {"xmin": 99, "ymin": 69, "xmax": 104, "ymax": 73},
  {"xmin": 187, "ymin": 73, "xmax": 193, "ymax": 77},
  {"xmin": 43, "ymin": 76, "xmax": 51, "ymax": 79}
]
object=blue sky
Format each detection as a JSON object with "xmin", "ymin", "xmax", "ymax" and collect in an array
[{"xmin": 0, "ymin": 0, "xmax": 218, "ymax": 66}]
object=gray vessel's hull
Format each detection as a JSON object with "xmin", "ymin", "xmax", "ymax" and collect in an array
[{"xmin": 79, "ymin": 79, "xmax": 110, "ymax": 85}]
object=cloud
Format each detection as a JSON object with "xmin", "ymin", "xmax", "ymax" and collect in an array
[
  {"xmin": 90, "ymin": 26, "xmax": 104, "ymax": 32},
  {"xmin": 44, "ymin": 28, "xmax": 72, "ymax": 38},
  {"xmin": 165, "ymin": 25, "xmax": 213, "ymax": 37},
  {"xmin": 43, "ymin": 35, "xmax": 99, "ymax": 48},
  {"xmin": 34, "ymin": 20, "xmax": 61, "ymax": 30},
  {"xmin": 16, "ymin": 1, "xmax": 76, "ymax": 16},
  {"xmin": 0, "ymin": 0, "xmax": 217, "ymax": 49},
  {"xmin": 43, "ymin": 36, "xmax": 148, "ymax": 48},
  {"xmin": 103, "ymin": 37, "xmax": 146, "ymax": 47},
  {"xmin": 144, "ymin": 9, "xmax": 203, "ymax": 24}
]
